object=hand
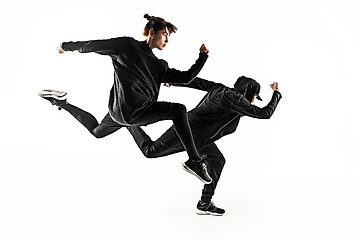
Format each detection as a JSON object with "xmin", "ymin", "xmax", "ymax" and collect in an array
[
  {"xmin": 270, "ymin": 82, "xmax": 279, "ymax": 91},
  {"xmin": 57, "ymin": 43, "xmax": 65, "ymax": 54},
  {"xmin": 200, "ymin": 44, "xmax": 209, "ymax": 55}
]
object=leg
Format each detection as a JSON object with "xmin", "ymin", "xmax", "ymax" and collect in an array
[
  {"xmin": 127, "ymin": 126, "xmax": 185, "ymax": 158},
  {"xmin": 136, "ymin": 102, "xmax": 201, "ymax": 161},
  {"xmin": 198, "ymin": 143, "xmax": 226, "ymax": 203},
  {"xmin": 40, "ymin": 92, "xmax": 123, "ymax": 138},
  {"xmin": 130, "ymin": 102, "xmax": 211, "ymax": 183},
  {"xmin": 60, "ymin": 103, "xmax": 123, "ymax": 138},
  {"xmin": 195, "ymin": 143, "xmax": 226, "ymax": 215}
]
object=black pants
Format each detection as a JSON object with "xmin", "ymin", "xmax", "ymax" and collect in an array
[
  {"xmin": 61, "ymin": 101, "xmax": 201, "ymax": 161},
  {"xmin": 128, "ymin": 126, "xmax": 226, "ymax": 203}
]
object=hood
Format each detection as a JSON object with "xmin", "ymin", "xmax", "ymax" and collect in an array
[{"xmin": 234, "ymin": 76, "xmax": 262, "ymax": 102}]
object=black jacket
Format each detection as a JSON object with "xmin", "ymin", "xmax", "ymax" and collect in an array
[
  {"xmin": 174, "ymin": 77, "xmax": 282, "ymax": 146},
  {"xmin": 62, "ymin": 37, "xmax": 208, "ymax": 125}
]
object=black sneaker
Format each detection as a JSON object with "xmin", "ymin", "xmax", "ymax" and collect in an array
[
  {"xmin": 196, "ymin": 200, "xmax": 225, "ymax": 216},
  {"xmin": 182, "ymin": 158, "xmax": 212, "ymax": 184}
]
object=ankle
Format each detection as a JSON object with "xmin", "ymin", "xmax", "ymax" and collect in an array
[{"xmin": 190, "ymin": 156, "xmax": 202, "ymax": 162}]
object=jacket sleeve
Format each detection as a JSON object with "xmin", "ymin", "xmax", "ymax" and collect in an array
[
  {"xmin": 61, "ymin": 37, "xmax": 122, "ymax": 55},
  {"xmin": 230, "ymin": 91, "xmax": 282, "ymax": 119},
  {"xmin": 161, "ymin": 52, "xmax": 208, "ymax": 84},
  {"xmin": 171, "ymin": 77, "xmax": 223, "ymax": 92}
]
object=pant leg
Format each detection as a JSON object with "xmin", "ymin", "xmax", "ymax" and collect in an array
[
  {"xmin": 134, "ymin": 101, "xmax": 200, "ymax": 161},
  {"xmin": 128, "ymin": 126, "xmax": 185, "ymax": 158},
  {"xmin": 198, "ymin": 143, "xmax": 226, "ymax": 203},
  {"xmin": 95, "ymin": 113, "xmax": 124, "ymax": 138},
  {"xmin": 61, "ymin": 102, "xmax": 123, "ymax": 138},
  {"xmin": 128, "ymin": 125, "xmax": 225, "ymax": 202}
]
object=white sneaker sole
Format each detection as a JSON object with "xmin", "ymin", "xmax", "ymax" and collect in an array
[
  {"xmin": 182, "ymin": 162, "xmax": 212, "ymax": 184},
  {"xmin": 196, "ymin": 210, "xmax": 224, "ymax": 216},
  {"xmin": 38, "ymin": 89, "xmax": 67, "ymax": 100}
]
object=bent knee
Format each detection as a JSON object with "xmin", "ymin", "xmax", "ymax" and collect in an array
[
  {"xmin": 143, "ymin": 149, "xmax": 158, "ymax": 158},
  {"xmin": 92, "ymin": 129, "xmax": 107, "ymax": 139},
  {"xmin": 142, "ymin": 145, "xmax": 164, "ymax": 159},
  {"xmin": 93, "ymin": 133, "xmax": 105, "ymax": 139},
  {"xmin": 172, "ymin": 103, "xmax": 187, "ymax": 116}
]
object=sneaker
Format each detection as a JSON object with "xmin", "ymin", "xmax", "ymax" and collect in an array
[
  {"xmin": 38, "ymin": 89, "xmax": 67, "ymax": 100},
  {"xmin": 39, "ymin": 89, "xmax": 68, "ymax": 110},
  {"xmin": 196, "ymin": 200, "xmax": 225, "ymax": 216},
  {"xmin": 182, "ymin": 158, "xmax": 212, "ymax": 184}
]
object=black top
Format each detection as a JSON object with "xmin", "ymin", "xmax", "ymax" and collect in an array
[
  {"xmin": 62, "ymin": 37, "xmax": 208, "ymax": 125},
  {"xmin": 174, "ymin": 77, "xmax": 282, "ymax": 145}
]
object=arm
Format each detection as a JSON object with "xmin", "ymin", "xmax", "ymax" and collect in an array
[
  {"xmin": 161, "ymin": 44, "xmax": 209, "ymax": 84},
  {"xmin": 58, "ymin": 37, "xmax": 123, "ymax": 55},
  {"xmin": 230, "ymin": 82, "xmax": 282, "ymax": 119},
  {"xmin": 171, "ymin": 77, "xmax": 223, "ymax": 92}
]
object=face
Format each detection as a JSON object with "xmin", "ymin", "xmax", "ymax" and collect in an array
[
  {"xmin": 149, "ymin": 28, "xmax": 169, "ymax": 50},
  {"xmin": 252, "ymin": 95, "xmax": 257, "ymax": 103}
]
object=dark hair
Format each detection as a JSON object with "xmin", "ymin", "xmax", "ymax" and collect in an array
[{"xmin": 143, "ymin": 13, "xmax": 177, "ymax": 36}]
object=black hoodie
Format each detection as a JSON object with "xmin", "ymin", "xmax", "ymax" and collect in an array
[
  {"xmin": 173, "ymin": 77, "xmax": 282, "ymax": 146},
  {"xmin": 62, "ymin": 37, "xmax": 208, "ymax": 125},
  {"xmin": 234, "ymin": 76, "xmax": 262, "ymax": 102}
]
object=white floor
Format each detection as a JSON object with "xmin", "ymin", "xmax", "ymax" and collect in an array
[
  {"xmin": 1, "ymin": 117, "xmax": 359, "ymax": 240},
  {"xmin": 1, "ymin": 0, "xmax": 360, "ymax": 239}
]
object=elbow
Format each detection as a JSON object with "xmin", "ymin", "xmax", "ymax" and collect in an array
[
  {"xmin": 260, "ymin": 109, "xmax": 273, "ymax": 119},
  {"xmin": 183, "ymin": 73, "xmax": 196, "ymax": 84}
]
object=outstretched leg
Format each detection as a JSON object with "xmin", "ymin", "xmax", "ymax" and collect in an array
[
  {"xmin": 61, "ymin": 104, "xmax": 123, "ymax": 138},
  {"xmin": 41, "ymin": 96, "xmax": 123, "ymax": 138}
]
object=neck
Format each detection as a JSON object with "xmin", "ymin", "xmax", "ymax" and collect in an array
[{"xmin": 146, "ymin": 37, "xmax": 155, "ymax": 49}]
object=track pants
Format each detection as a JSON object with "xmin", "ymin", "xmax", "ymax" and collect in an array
[
  {"xmin": 60, "ymin": 101, "xmax": 201, "ymax": 161},
  {"xmin": 128, "ymin": 126, "xmax": 226, "ymax": 203}
]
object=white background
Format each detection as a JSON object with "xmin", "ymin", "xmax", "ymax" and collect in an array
[{"xmin": 1, "ymin": 0, "xmax": 359, "ymax": 239}]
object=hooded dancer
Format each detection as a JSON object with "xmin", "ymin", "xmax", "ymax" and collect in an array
[
  {"xmin": 39, "ymin": 14, "xmax": 212, "ymax": 184},
  {"xmin": 127, "ymin": 76, "xmax": 282, "ymax": 215}
]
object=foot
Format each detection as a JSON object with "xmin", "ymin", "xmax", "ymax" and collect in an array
[
  {"xmin": 39, "ymin": 89, "xmax": 68, "ymax": 110},
  {"xmin": 196, "ymin": 200, "xmax": 225, "ymax": 216},
  {"xmin": 182, "ymin": 156, "xmax": 212, "ymax": 184},
  {"xmin": 38, "ymin": 89, "xmax": 67, "ymax": 100}
]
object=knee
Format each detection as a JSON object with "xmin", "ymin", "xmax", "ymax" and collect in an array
[
  {"xmin": 144, "ymin": 151, "xmax": 156, "ymax": 158},
  {"xmin": 142, "ymin": 143, "xmax": 168, "ymax": 159},
  {"xmin": 210, "ymin": 157, "xmax": 226, "ymax": 171},
  {"xmin": 92, "ymin": 129, "xmax": 106, "ymax": 139},
  {"xmin": 143, "ymin": 147, "xmax": 159, "ymax": 159},
  {"xmin": 220, "ymin": 158, "xmax": 226, "ymax": 167},
  {"xmin": 93, "ymin": 133, "xmax": 104, "ymax": 139},
  {"xmin": 172, "ymin": 103, "xmax": 187, "ymax": 116},
  {"xmin": 140, "ymin": 145, "xmax": 156, "ymax": 158}
]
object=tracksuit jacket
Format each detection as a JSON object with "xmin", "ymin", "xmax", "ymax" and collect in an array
[
  {"xmin": 128, "ymin": 77, "xmax": 282, "ymax": 202},
  {"xmin": 62, "ymin": 37, "xmax": 208, "ymax": 125},
  {"xmin": 176, "ymin": 77, "xmax": 282, "ymax": 148}
]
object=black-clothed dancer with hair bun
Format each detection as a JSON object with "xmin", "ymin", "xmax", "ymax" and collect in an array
[
  {"xmin": 128, "ymin": 77, "xmax": 282, "ymax": 215},
  {"xmin": 39, "ymin": 14, "xmax": 212, "ymax": 184}
]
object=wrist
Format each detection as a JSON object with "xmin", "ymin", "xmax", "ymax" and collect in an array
[{"xmin": 199, "ymin": 52, "xmax": 208, "ymax": 59}]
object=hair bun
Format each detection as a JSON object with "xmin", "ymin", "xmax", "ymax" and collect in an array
[{"xmin": 144, "ymin": 14, "xmax": 153, "ymax": 20}]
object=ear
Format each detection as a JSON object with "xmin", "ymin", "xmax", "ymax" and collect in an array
[{"xmin": 149, "ymin": 28, "xmax": 155, "ymax": 38}]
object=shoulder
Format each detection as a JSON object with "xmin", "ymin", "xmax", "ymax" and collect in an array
[
  {"xmin": 118, "ymin": 36, "xmax": 134, "ymax": 41},
  {"xmin": 223, "ymin": 88, "xmax": 247, "ymax": 102}
]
